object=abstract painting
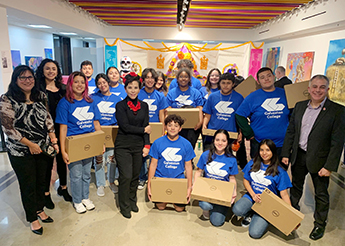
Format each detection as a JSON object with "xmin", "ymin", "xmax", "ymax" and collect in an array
[
  {"xmin": 263, "ymin": 47, "xmax": 280, "ymax": 72},
  {"xmin": 11, "ymin": 50, "xmax": 21, "ymax": 69},
  {"xmin": 105, "ymin": 45, "xmax": 117, "ymax": 72},
  {"xmin": 44, "ymin": 48, "xmax": 53, "ymax": 59},
  {"xmin": 25, "ymin": 56, "xmax": 43, "ymax": 72},
  {"xmin": 248, "ymin": 49, "xmax": 263, "ymax": 80},
  {"xmin": 286, "ymin": 52, "xmax": 314, "ymax": 83}
]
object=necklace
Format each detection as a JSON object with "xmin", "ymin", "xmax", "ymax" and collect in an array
[
  {"xmin": 219, "ymin": 91, "xmax": 233, "ymax": 102},
  {"xmin": 102, "ymin": 94, "xmax": 111, "ymax": 101}
]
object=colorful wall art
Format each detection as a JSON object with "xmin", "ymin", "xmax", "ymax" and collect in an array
[
  {"xmin": 286, "ymin": 52, "xmax": 314, "ymax": 83},
  {"xmin": 25, "ymin": 56, "xmax": 43, "ymax": 72},
  {"xmin": 11, "ymin": 50, "xmax": 21, "ymax": 69},
  {"xmin": 263, "ymin": 47, "xmax": 280, "ymax": 72},
  {"xmin": 105, "ymin": 45, "xmax": 117, "ymax": 72},
  {"xmin": 248, "ymin": 49, "xmax": 263, "ymax": 80},
  {"xmin": 44, "ymin": 48, "xmax": 53, "ymax": 59}
]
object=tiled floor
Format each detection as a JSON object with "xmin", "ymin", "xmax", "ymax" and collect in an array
[{"xmin": 0, "ymin": 151, "xmax": 344, "ymax": 246}]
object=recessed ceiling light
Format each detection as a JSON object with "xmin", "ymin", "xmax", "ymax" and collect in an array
[
  {"xmin": 28, "ymin": 24, "xmax": 52, "ymax": 29},
  {"xmin": 60, "ymin": 32, "xmax": 77, "ymax": 35},
  {"xmin": 84, "ymin": 37, "xmax": 95, "ymax": 40}
]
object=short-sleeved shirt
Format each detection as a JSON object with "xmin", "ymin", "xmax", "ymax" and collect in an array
[
  {"xmin": 199, "ymin": 87, "xmax": 219, "ymax": 101},
  {"xmin": 235, "ymin": 88, "xmax": 290, "ymax": 147},
  {"xmin": 197, "ymin": 150, "xmax": 238, "ymax": 181},
  {"xmin": 203, "ymin": 90, "xmax": 244, "ymax": 132},
  {"xmin": 56, "ymin": 97, "xmax": 101, "ymax": 136},
  {"xmin": 149, "ymin": 135, "xmax": 196, "ymax": 178},
  {"xmin": 88, "ymin": 78, "xmax": 97, "ymax": 94},
  {"xmin": 242, "ymin": 160, "xmax": 292, "ymax": 202},
  {"xmin": 91, "ymin": 92, "xmax": 121, "ymax": 126},
  {"xmin": 110, "ymin": 83, "xmax": 127, "ymax": 100},
  {"xmin": 138, "ymin": 88, "xmax": 168, "ymax": 122},
  {"xmin": 169, "ymin": 76, "xmax": 202, "ymax": 90},
  {"xmin": 166, "ymin": 86, "xmax": 204, "ymax": 108}
]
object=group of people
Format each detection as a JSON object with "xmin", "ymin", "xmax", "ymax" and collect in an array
[{"xmin": 0, "ymin": 58, "xmax": 344, "ymax": 241}]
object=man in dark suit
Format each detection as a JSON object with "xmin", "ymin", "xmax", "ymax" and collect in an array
[
  {"xmin": 274, "ymin": 66, "xmax": 292, "ymax": 88},
  {"xmin": 281, "ymin": 75, "xmax": 345, "ymax": 240}
]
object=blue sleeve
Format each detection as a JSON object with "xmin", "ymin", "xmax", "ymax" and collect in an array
[
  {"xmin": 93, "ymin": 100, "xmax": 101, "ymax": 121},
  {"xmin": 203, "ymin": 96, "xmax": 212, "ymax": 114},
  {"xmin": 166, "ymin": 91, "xmax": 173, "ymax": 107},
  {"xmin": 229, "ymin": 158, "xmax": 239, "ymax": 175},
  {"xmin": 149, "ymin": 140, "xmax": 159, "ymax": 159},
  {"xmin": 194, "ymin": 90, "xmax": 204, "ymax": 107},
  {"xmin": 55, "ymin": 98, "xmax": 68, "ymax": 125},
  {"xmin": 169, "ymin": 79, "xmax": 177, "ymax": 90},
  {"xmin": 243, "ymin": 160, "xmax": 253, "ymax": 181},
  {"xmin": 235, "ymin": 95, "xmax": 252, "ymax": 118},
  {"xmin": 196, "ymin": 151, "xmax": 207, "ymax": 170},
  {"xmin": 277, "ymin": 169, "xmax": 293, "ymax": 191},
  {"xmin": 185, "ymin": 140, "xmax": 196, "ymax": 161},
  {"xmin": 158, "ymin": 93, "xmax": 169, "ymax": 110}
]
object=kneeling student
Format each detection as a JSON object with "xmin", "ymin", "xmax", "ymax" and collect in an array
[
  {"xmin": 147, "ymin": 114, "xmax": 195, "ymax": 211},
  {"xmin": 194, "ymin": 129, "xmax": 238, "ymax": 226}
]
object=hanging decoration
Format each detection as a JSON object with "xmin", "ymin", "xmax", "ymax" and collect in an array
[
  {"xmin": 156, "ymin": 54, "xmax": 165, "ymax": 69},
  {"xmin": 166, "ymin": 44, "xmax": 199, "ymax": 77},
  {"xmin": 222, "ymin": 64, "xmax": 239, "ymax": 75},
  {"xmin": 132, "ymin": 61, "xmax": 142, "ymax": 76},
  {"xmin": 200, "ymin": 55, "xmax": 208, "ymax": 70}
]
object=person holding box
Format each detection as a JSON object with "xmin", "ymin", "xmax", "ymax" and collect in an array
[
  {"xmin": 114, "ymin": 72, "xmax": 150, "ymax": 219},
  {"xmin": 194, "ymin": 129, "xmax": 238, "ymax": 226},
  {"xmin": 232, "ymin": 139, "xmax": 292, "ymax": 239},
  {"xmin": 166, "ymin": 68, "xmax": 204, "ymax": 150},
  {"xmin": 56, "ymin": 71, "xmax": 103, "ymax": 214},
  {"xmin": 147, "ymin": 114, "xmax": 195, "ymax": 212},
  {"xmin": 92, "ymin": 73, "xmax": 121, "ymax": 196},
  {"xmin": 0, "ymin": 65, "xmax": 58, "ymax": 235}
]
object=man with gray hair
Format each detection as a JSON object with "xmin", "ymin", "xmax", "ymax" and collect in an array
[
  {"xmin": 274, "ymin": 66, "xmax": 292, "ymax": 88},
  {"xmin": 169, "ymin": 59, "xmax": 202, "ymax": 90},
  {"xmin": 281, "ymin": 75, "xmax": 345, "ymax": 240}
]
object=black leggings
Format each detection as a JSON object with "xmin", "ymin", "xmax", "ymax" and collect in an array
[{"xmin": 44, "ymin": 151, "xmax": 68, "ymax": 193}]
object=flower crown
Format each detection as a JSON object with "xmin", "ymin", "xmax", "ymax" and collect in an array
[{"xmin": 123, "ymin": 72, "xmax": 143, "ymax": 84}]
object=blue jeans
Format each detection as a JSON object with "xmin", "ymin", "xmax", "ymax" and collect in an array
[
  {"xmin": 199, "ymin": 201, "xmax": 229, "ymax": 227},
  {"xmin": 68, "ymin": 157, "xmax": 93, "ymax": 204},
  {"xmin": 95, "ymin": 148, "xmax": 119, "ymax": 187},
  {"xmin": 139, "ymin": 155, "xmax": 151, "ymax": 182},
  {"xmin": 107, "ymin": 148, "xmax": 119, "ymax": 184},
  {"xmin": 232, "ymin": 196, "xmax": 269, "ymax": 239}
]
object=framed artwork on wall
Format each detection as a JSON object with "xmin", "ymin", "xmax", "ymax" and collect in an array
[
  {"xmin": 11, "ymin": 50, "xmax": 21, "ymax": 69},
  {"xmin": 25, "ymin": 56, "xmax": 43, "ymax": 72},
  {"xmin": 286, "ymin": 52, "xmax": 314, "ymax": 83}
]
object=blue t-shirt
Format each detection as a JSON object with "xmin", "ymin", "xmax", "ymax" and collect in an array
[
  {"xmin": 91, "ymin": 92, "xmax": 121, "ymax": 126},
  {"xmin": 138, "ymin": 88, "xmax": 168, "ymax": 122},
  {"xmin": 242, "ymin": 160, "xmax": 292, "ymax": 202},
  {"xmin": 200, "ymin": 86, "xmax": 219, "ymax": 101},
  {"xmin": 88, "ymin": 78, "xmax": 97, "ymax": 94},
  {"xmin": 197, "ymin": 150, "xmax": 238, "ymax": 181},
  {"xmin": 149, "ymin": 135, "xmax": 196, "ymax": 178},
  {"xmin": 203, "ymin": 90, "xmax": 244, "ymax": 132},
  {"xmin": 166, "ymin": 86, "xmax": 204, "ymax": 108},
  {"xmin": 109, "ymin": 83, "xmax": 127, "ymax": 100},
  {"xmin": 56, "ymin": 97, "xmax": 101, "ymax": 136},
  {"xmin": 169, "ymin": 76, "xmax": 202, "ymax": 90},
  {"xmin": 235, "ymin": 88, "xmax": 290, "ymax": 147}
]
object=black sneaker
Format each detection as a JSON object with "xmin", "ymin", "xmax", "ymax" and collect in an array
[
  {"xmin": 45, "ymin": 194, "xmax": 55, "ymax": 209},
  {"xmin": 241, "ymin": 215, "xmax": 252, "ymax": 227},
  {"xmin": 57, "ymin": 186, "xmax": 72, "ymax": 202}
]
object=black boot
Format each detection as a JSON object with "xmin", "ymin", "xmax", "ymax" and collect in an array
[{"xmin": 57, "ymin": 186, "xmax": 72, "ymax": 202}]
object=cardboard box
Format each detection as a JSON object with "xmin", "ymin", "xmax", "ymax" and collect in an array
[
  {"xmin": 235, "ymin": 75, "xmax": 258, "ymax": 98},
  {"xmin": 284, "ymin": 81, "xmax": 310, "ymax": 109},
  {"xmin": 202, "ymin": 128, "xmax": 238, "ymax": 140},
  {"xmin": 191, "ymin": 177, "xmax": 235, "ymax": 207},
  {"xmin": 101, "ymin": 126, "xmax": 119, "ymax": 148},
  {"xmin": 166, "ymin": 108, "xmax": 200, "ymax": 128},
  {"xmin": 252, "ymin": 188, "xmax": 304, "ymax": 236},
  {"xmin": 149, "ymin": 122, "xmax": 163, "ymax": 143},
  {"xmin": 65, "ymin": 130, "xmax": 105, "ymax": 163},
  {"xmin": 150, "ymin": 177, "xmax": 188, "ymax": 204}
]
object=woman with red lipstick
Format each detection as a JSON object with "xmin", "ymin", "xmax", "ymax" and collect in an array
[
  {"xmin": 114, "ymin": 72, "xmax": 150, "ymax": 219},
  {"xmin": 194, "ymin": 129, "xmax": 238, "ymax": 227},
  {"xmin": 0, "ymin": 65, "xmax": 58, "ymax": 235}
]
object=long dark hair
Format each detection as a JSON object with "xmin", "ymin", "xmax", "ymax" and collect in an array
[
  {"xmin": 35, "ymin": 58, "xmax": 63, "ymax": 92},
  {"xmin": 206, "ymin": 129, "xmax": 233, "ymax": 165},
  {"xmin": 6, "ymin": 65, "xmax": 42, "ymax": 102},
  {"xmin": 250, "ymin": 139, "xmax": 280, "ymax": 176},
  {"xmin": 156, "ymin": 71, "xmax": 168, "ymax": 94},
  {"xmin": 205, "ymin": 68, "xmax": 221, "ymax": 92}
]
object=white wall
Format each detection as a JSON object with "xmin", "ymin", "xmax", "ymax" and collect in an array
[
  {"xmin": 0, "ymin": 6, "xmax": 12, "ymax": 94},
  {"xmin": 264, "ymin": 29, "xmax": 345, "ymax": 76}
]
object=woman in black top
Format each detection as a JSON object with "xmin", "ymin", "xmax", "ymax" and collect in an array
[
  {"xmin": 0, "ymin": 65, "xmax": 59, "ymax": 235},
  {"xmin": 36, "ymin": 59, "xmax": 72, "ymax": 209},
  {"xmin": 115, "ymin": 72, "xmax": 151, "ymax": 219}
]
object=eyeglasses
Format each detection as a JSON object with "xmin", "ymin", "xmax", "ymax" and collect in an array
[{"xmin": 18, "ymin": 76, "xmax": 34, "ymax": 82}]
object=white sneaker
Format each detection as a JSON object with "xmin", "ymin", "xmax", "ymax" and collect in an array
[
  {"xmin": 202, "ymin": 210, "xmax": 210, "ymax": 220},
  {"xmin": 97, "ymin": 186, "xmax": 105, "ymax": 197},
  {"xmin": 74, "ymin": 202, "xmax": 87, "ymax": 214},
  {"xmin": 137, "ymin": 180, "xmax": 145, "ymax": 190},
  {"xmin": 82, "ymin": 199, "xmax": 95, "ymax": 211}
]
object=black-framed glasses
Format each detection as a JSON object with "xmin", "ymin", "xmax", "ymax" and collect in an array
[{"xmin": 18, "ymin": 76, "xmax": 34, "ymax": 82}]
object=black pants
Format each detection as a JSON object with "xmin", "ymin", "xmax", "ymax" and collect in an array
[
  {"xmin": 115, "ymin": 145, "xmax": 143, "ymax": 214},
  {"xmin": 236, "ymin": 135, "xmax": 247, "ymax": 169},
  {"xmin": 180, "ymin": 128, "xmax": 201, "ymax": 150},
  {"xmin": 8, "ymin": 153, "xmax": 50, "ymax": 222},
  {"xmin": 44, "ymin": 151, "xmax": 67, "ymax": 192},
  {"xmin": 290, "ymin": 148, "xmax": 330, "ymax": 228}
]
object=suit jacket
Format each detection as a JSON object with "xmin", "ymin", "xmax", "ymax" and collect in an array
[
  {"xmin": 281, "ymin": 98, "xmax": 345, "ymax": 173},
  {"xmin": 274, "ymin": 76, "xmax": 292, "ymax": 88}
]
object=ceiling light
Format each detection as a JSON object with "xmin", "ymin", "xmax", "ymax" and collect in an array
[
  {"xmin": 28, "ymin": 25, "xmax": 52, "ymax": 29},
  {"xmin": 60, "ymin": 32, "xmax": 77, "ymax": 35},
  {"xmin": 84, "ymin": 37, "xmax": 95, "ymax": 40}
]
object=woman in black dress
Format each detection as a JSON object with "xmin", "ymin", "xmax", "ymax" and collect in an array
[
  {"xmin": 115, "ymin": 72, "xmax": 151, "ymax": 219},
  {"xmin": 36, "ymin": 59, "xmax": 72, "ymax": 209}
]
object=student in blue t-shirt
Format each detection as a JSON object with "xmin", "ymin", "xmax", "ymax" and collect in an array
[
  {"xmin": 80, "ymin": 60, "xmax": 97, "ymax": 94},
  {"xmin": 199, "ymin": 68, "xmax": 221, "ymax": 101},
  {"xmin": 203, "ymin": 72, "xmax": 244, "ymax": 150},
  {"xmin": 92, "ymin": 73, "xmax": 122, "ymax": 196},
  {"xmin": 137, "ymin": 68, "xmax": 169, "ymax": 190},
  {"xmin": 166, "ymin": 68, "xmax": 204, "ymax": 150},
  {"xmin": 147, "ymin": 114, "xmax": 195, "ymax": 212},
  {"xmin": 194, "ymin": 129, "xmax": 238, "ymax": 227},
  {"xmin": 168, "ymin": 59, "xmax": 202, "ymax": 90},
  {"xmin": 232, "ymin": 139, "xmax": 293, "ymax": 239},
  {"xmin": 155, "ymin": 71, "xmax": 168, "ymax": 96},
  {"xmin": 106, "ymin": 66, "xmax": 127, "ymax": 100},
  {"xmin": 56, "ymin": 71, "xmax": 103, "ymax": 214},
  {"xmin": 235, "ymin": 67, "xmax": 290, "ymax": 160}
]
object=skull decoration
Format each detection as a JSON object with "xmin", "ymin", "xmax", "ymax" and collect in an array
[{"xmin": 120, "ymin": 56, "xmax": 132, "ymax": 72}]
